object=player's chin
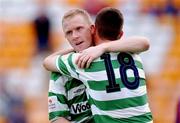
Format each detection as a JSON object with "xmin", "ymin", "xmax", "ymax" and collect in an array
[{"xmin": 77, "ymin": 44, "xmax": 89, "ymax": 51}]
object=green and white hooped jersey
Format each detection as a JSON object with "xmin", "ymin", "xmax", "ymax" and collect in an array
[
  {"xmin": 48, "ymin": 72, "xmax": 93, "ymax": 123},
  {"xmin": 56, "ymin": 52, "xmax": 153, "ymax": 123}
]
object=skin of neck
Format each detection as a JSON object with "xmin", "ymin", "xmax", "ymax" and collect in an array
[
  {"xmin": 94, "ymin": 31, "xmax": 109, "ymax": 45},
  {"xmin": 94, "ymin": 30, "xmax": 123, "ymax": 46}
]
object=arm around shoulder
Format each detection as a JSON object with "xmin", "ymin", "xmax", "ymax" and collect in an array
[
  {"xmin": 103, "ymin": 36, "xmax": 150, "ymax": 53},
  {"xmin": 131, "ymin": 36, "xmax": 150, "ymax": 52},
  {"xmin": 75, "ymin": 36, "xmax": 150, "ymax": 68}
]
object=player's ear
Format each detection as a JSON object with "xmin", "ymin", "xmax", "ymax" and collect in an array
[
  {"xmin": 90, "ymin": 25, "xmax": 95, "ymax": 35},
  {"xmin": 118, "ymin": 31, "xmax": 123, "ymax": 38}
]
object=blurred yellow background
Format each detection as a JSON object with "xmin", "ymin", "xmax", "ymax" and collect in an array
[{"xmin": 0, "ymin": 0, "xmax": 180, "ymax": 123}]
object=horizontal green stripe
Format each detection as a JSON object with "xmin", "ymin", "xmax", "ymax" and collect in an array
[
  {"xmin": 89, "ymin": 94, "xmax": 148, "ymax": 110},
  {"xmin": 58, "ymin": 56, "xmax": 70, "ymax": 75},
  {"xmin": 85, "ymin": 60, "xmax": 143, "ymax": 72},
  {"xmin": 49, "ymin": 110, "xmax": 70, "ymax": 121},
  {"xmin": 85, "ymin": 60, "xmax": 117, "ymax": 72},
  {"xmin": 65, "ymin": 78, "xmax": 84, "ymax": 90},
  {"xmin": 50, "ymin": 72, "xmax": 62, "ymax": 81},
  {"xmin": 93, "ymin": 112, "xmax": 152, "ymax": 123},
  {"xmin": 48, "ymin": 92, "xmax": 67, "ymax": 104},
  {"xmin": 87, "ymin": 78, "xmax": 146, "ymax": 91},
  {"xmin": 135, "ymin": 61, "xmax": 143, "ymax": 69}
]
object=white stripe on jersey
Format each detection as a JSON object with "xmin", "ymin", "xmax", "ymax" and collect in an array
[
  {"xmin": 49, "ymin": 77, "xmax": 69, "ymax": 96},
  {"xmin": 89, "ymin": 86, "xmax": 147, "ymax": 101},
  {"xmin": 132, "ymin": 53, "xmax": 143, "ymax": 63},
  {"xmin": 91, "ymin": 103, "xmax": 151, "ymax": 119},
  {"xmin": 48, "ymin": 96, "xmax": 69, "ymax": 113},
  {"xmin": 68, "ymin": 84, "xmax": 86, "ymax": 100}
]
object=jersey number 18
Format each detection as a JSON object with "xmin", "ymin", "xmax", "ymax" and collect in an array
[{"xmin": 101, "ymin": 53, "xmax": 140, "ymax": 93}]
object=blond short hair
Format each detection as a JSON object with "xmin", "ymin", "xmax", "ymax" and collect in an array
[{"xmin": 62, "ymin": 8, "xmax": 93, "ymax": 26}]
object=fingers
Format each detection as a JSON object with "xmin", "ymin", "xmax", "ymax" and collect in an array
[
  {"xmin": 80, "ymin": 55, "xmax": 90, "ymax": 68},
  {"xmin": 75, "ymin": 51, "xmax": 83, "ymax": 64},
  {"xmin": 77, "ymin": 54, "xmax": 89, "ymax": 68},
  {"xmin": 86, "ymin": 57, "xmax": 93, "ymax": 68},
  {"xmin": 76, "ymin": 50, "xmax": 95, "ymax": 68}
]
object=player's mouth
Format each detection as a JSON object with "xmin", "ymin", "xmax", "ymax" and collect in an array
[{"xmin": 76, "ymin": 41, "xmax": 84, "ymax": 46}]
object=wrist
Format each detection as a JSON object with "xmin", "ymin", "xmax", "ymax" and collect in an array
[{"xmin": 100, "ymin": 43, "xmax": 108, "ymax": 53}]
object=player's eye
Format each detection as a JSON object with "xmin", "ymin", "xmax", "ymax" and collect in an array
[
  {"xmin": 77, "ymin": 27, "xmax": 83, "ymax": 31},
  {"xmin": 66, "ymin": 31, "xmax": 72, "ymax": 36}
]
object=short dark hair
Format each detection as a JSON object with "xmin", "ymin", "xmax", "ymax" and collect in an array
[{"xmin": 95, "ymin": 7, "xmax": 124, "ymax": 40}]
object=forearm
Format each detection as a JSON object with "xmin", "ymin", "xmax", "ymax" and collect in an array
[
  {"xmin": 75, "ymin": 36, "xmax": 150, "ymax": 68},
  {"xmin": 49, "ymin": 48, "xmax": 74, "ymax": 56},
  {"xmin": 102, "ymin": 36, "xmax": 150, "ymax": 53},
  {"xmin": 52, "ymin": 117, "xmax": 70, "ymax": 123}
]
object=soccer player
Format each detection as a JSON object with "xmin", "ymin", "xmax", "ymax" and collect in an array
[
  {"xmin": 48, "ymin": 72, "xmax": 92, "ymax": 123},
  {"xmin": 45, "ymin": 8, "xmax": 152, "ymax": 123}
]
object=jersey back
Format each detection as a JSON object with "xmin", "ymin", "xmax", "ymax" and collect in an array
[{"xmin": 56, "ymin": 52, "xmax": 153, "ymax": 123}]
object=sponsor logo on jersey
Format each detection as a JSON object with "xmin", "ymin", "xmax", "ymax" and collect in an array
[
  {"xmin": 48, "ymin": 96, "xmax": 57, "ymax": 110},
  {"xmin": 68, "ymin": 85, "xmax": 86, "ymax": 100},
  {"xmin": 71, "ymin": 101, "xmax": 90, "ymax": 114},
  {"xmin": 49, "ymin": 99, "xmax": 53, "ymax": 104}
]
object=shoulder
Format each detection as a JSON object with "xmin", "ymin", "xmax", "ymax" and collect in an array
[
  {"xmin": 59, "ymin": 52, "xmax": 81, "ymax": 70},
  {"xmin": 59, "ymin": 52, "xmax": 80, "ymax": 62}
]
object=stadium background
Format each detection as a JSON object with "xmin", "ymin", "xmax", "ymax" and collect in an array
[{"xmin": 0, "ymin": 0, "xmax": 179, "ymax": 123}]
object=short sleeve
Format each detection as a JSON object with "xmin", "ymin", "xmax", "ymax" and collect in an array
[{"xmin": 55, "ymin": 53, "xmax": 79, "ymax": 79}]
